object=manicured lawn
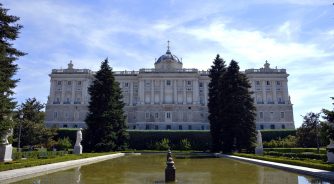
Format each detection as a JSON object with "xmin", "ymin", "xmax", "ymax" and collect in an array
[
  {"xmin": 0, "ymin": 152, "xmax": 116, "ymax": 172},
  {"xmin": 233, "ymin": 153, "xmax": 334, "ymax": 171}
]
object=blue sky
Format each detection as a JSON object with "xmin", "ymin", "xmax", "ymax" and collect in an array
[{"xmin": 2, "ymin": 0, "xmax": 334, "ymax": 128}]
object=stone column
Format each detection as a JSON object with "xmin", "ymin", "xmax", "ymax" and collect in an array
[
  {"xmin": 173, "ymin": 80, "xmax": 177, "ymax": 104},
  {"xmin": 193, "ymin": 79, "xmax": 199, "ymax": 104},
  {"xmin": 160, "ymin": 80, "xmax": 164, "ymax": 104},
  {"xmin": 71, "ymin": 80, "xmax": 76, "ymax": 104},
  {"xmin": 49, "ymin": 80, "xmax": 55, "ymax": 104},
  {"xmin": 151, "ymin": 80, "xmax": 154, "ymax": 104},
  {"xmin": 283, "ymin": 81, "xmax": 290, "ymax": 104},
  {"xmin": 139, "ymin": 80, "xmax": 145, "ymax": 104},
  {"xmin": 61, "ymin": 80, "xmax": 65, "ymax": 104},
  {"xmin": 129, "ymin": 81, "xmax": 133, "ymax": 106},
  {"xmin": 82, "ymin": 80, "xmax": 88, "ymax": 104},
  {"xmin": 261, "ymin": 81, "xmax": 266, "ymax": 104},
  {"xmin": 272, "ymin": 80, "xmax": 277, "ymax": 104},
  {"xmin": 183, "ymin": 80, "xmax": 186, "ymax": 104},
  {"xmin": 204, "ymin": 82, "xmax": 208, "ymax": 105}
]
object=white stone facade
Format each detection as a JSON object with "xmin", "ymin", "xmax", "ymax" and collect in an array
[{"xmin": 45, "ymin": 49, "xmax": 295, "ymax": 130}]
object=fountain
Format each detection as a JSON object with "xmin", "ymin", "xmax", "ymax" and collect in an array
[{"xmin": 165, "ymin": 149, "xmax": 176, "ymax": 182}]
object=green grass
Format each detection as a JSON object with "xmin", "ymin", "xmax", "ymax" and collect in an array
[
  {"xmin": 0, "ymin": 152, "xmax": 116, "ymax": 172},
  {"xmin": 233, "ymin": 153, "xmax": 334, "ymax": 171},
  {"xmin": 263, "ymin": 148, "xmax": 327, "ymax": 154}
]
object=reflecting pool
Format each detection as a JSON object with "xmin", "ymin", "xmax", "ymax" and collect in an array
[{"xmin": 12, "ymin": 154, "xmax": 331, "ymax": 184}]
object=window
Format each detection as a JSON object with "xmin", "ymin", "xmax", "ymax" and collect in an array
[
  {"xmin": 201, "ymin": 125, "xmax": 205, "ymax": 130},
  {"xmin": 77, "ymin": 81, "xmax": 82, "ymax": 85},
  {"xmin": 266, "ymin": 81, "xmax": 270, "ymax": 85},
  {"xmin": 256, "ymin": 81, "xmax": 260, "ymax": 85},
  {"xmin": 280, "ymin": 112, "xmax": 285, "ymax": 119},
  {"xmin": 155, "ymin": 113, "xmax": 159, "ymax": 119},
  {"xmin": 145, "ymin": 112, "xmax": 150, "ymax": 119},
  {"xmin": 166, "ymin": 125, "xmax": 171, "ymax": 130},
  {"xmin": 179, "ymin": 125, "xmax": 183, "ymax": 130},
  {"xmin": 259, "ymin": 112, "xmax": 263, "ymax": 119},
  {"xmin": 282, "ymin": 124, "xmax": 286, "ymax": 129},
  {"xmin": 133, "ymin": 125, "xmax": 136, "ymax": 129},
  {"xmin": 124, "ymin": 82, "xmax": 129, "ymax": 87},
  {"xmin": 270, "ymin": 124, "xmax": 275, "ymax": 129},
  {"xmin": 145, "ymin": 124, "xmax": 150, "ymax": 130},
  {"xmin": 53, "ymin": 112, "xmax": 58, "ymax": 120},
  {"xmin": 166, "ymin": 112, "xmax": 171, "ymax": 119},
  {"xmin": 188, "ymin": 107, "xmax": 191, "ymax": 110},
  {"xmin": 199, "ymin": 82, "xmax": 203, "ymax": 87},
  {"xmin": 74, "ymin": 124, "xmax": 78, "ymax": 128},
  {"xmin": 276, "ymin": 81, "xmax": 281, "ymax": 85},
  {"xmin": 63, "ymin": 124, "xmax": 68, "ymax": 128},
  {"xmin": 187, "ymin": 81, "xmax": 191, "ymax": 85},
  {"xmin": 68, "ymin": 81, "xmax": 72, "ymax": 85},
  {"xmin": 166, "ymin": 80, "xmax": 171, "ymax": 86},
  {"xmin": 57, "ymin": 81, "xmax": 62, "ymax": 85},
  {"xmin": 155, "ymin": 125, "xmax": 159, "ymax": 130},
  {"xmin": 188, "ymin": 125, "xmax": 192, "ymax": 130},
  {"xmin": 260, "ymin": 125, "xmax": 264, "ymax": 129}
]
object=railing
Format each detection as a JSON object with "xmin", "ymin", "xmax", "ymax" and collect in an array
[
  {"xmin": 139, "ymin": 68, "xmax": 199, "ymax": 73},
  {"xmin": 245, "ymin": 68, "xmax": 286, "ymax": 74},
  {"xmin": 114, "ymin": 71, "xmax": 139, "ymax": 75},
  {"xmin": 52, "ymin": 69, "xmax": 93, "ymax": 74}
]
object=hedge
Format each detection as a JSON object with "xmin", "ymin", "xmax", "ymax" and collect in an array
[
  {"xmin": 264, "ymin": 151, "xmax": 327, "ymax": 161},
  {"xmin": 260, "ymin": 129, "xmax": 296, "ymax": 142},
  {"xmin": 55, "ymin": 129, "xmax": 297, "ymax": 150},
  {"xmin": 234, "ymin": 153, "xmax": 334, "ymax": 171},
  {"xmin": 264, "ymin": 148, "xmax": 327, "ymax": 154},
  {"xmin": 12, "ymin": 151, "xmax": 68, "ymax": 160},
  {"xmin": 128, "ymin": 130, "xmax": 211, "ymax": 150}
]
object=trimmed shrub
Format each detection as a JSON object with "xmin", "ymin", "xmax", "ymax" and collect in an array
[
  {"xmin": 260, "ymin": 129, "xmax": 296, "ymax": 142},
  {"xmin": 56, "ymin": 128, "xmax": 77, "ymax": 146},
  {"xmin": 264, "ymin": 148, "xmax": 327, "ymax": 154},
  {"xmin": 55, "ymin": 137, "xmax": 72, "ymax": 151},
  {"xmin": 265, "ymin": 151, "xmax": 327, "ymax": 161},
  {"xmin": 179, "ymin": 139, "xmax": 192, "ymax": 150},
  {"xmin": 128, "ymin": 130, "xmax": 211, "ymax": 150}
]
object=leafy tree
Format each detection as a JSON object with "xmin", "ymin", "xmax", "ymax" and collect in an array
[
  {"xmin": 13, "ymin": 98, "xmax": 57, "ymax": 149},
  {"xmin": 322, "ymin": 97, "xmax": 334, "ymax": 140},
  {"xmin": 0, "ymin": 3, "xmax": 26, "ymax": 136},
  {"xmin": 296, "ymin": 112, "xmax": 321, "ymax": 151},
  {"xmin": 219, "ymin": 60, "xmax": 256, "ymax": 153},
  {"xmin": 83, "ymin": 59, "xmax": 129, "ymax": 152},
  {"xmin": 208, "ymin": 54, "xmax": 226, "ymax": 152}
]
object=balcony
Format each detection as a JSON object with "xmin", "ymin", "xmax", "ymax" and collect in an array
[
  {"xmin": 74, "ymin": 101, "xmax": 81, "ymax": 104},
  {"xmin": 278, "ymin": 101, "xmax": 285, "ymax": 104},
  {"xmin": 53, "ymin": 101, "xmax": 60, "ymax": 104},
  {"xmin": 63, "ymin": 101, "xmax": 71, "ymax": 104},
  {"xmin": 257, "ymin": 101, "xmax": 264, "ymax": 104}
]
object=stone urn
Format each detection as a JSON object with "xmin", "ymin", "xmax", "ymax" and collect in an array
[{"xmin": 327, "ymin": 139, "xmax": 334, "ymax": 163}]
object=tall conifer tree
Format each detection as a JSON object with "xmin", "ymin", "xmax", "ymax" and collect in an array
[
  {"xmin": 83, "ymin": 59, "xmax": 128, "ymax": 152},
  {"xmin": 0, "ymin": 4, "xmax": 25, "ymax": 134},
  {"xmin": 208, "ymin": 54, "xmax": 226, "ymax": 152},
  {"xmin": 219, "ymin": 60, "xmax": 256, "ymax": 153}
]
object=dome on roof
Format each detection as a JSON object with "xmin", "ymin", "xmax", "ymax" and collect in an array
[{"xmin": 155, "ymin": 49, "xmax": 182, "ymax": 64}]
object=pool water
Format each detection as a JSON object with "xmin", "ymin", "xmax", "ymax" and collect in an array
[{"xmin": 12, "ymin": 154, "xmax": 331, "ymax": 184}]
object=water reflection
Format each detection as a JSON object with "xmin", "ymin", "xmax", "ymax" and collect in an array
[{"xmin": 12, "ymin": 154, "xmax": 331, "ymax": 184}]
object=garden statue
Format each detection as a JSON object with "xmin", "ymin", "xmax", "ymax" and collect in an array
[
  {"xmin": 255, "ymin": 130, "xmax": 263, "ymax": 155},
  {"xmin": 74, "ymin": 128, "xmax": 83, "ymax": 155},
  {"xmin": 327, "ymin": 139, "xmax": 334, "ymax": 163},
  {"xmin": 0, "ymin": 129, "xmax": 13, "ymax": 162}
]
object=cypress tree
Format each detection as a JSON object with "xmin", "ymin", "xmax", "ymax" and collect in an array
[
  {"xmin": 0, "ymin": 4, "xmax": 26, "ymax": 134},
  {"xmin": 208, "ymin": 54, "xmax": 226, "ymax": 152},
  {"xmin": 219, "ymin": 60, "xmax": 256, "ymax": 153},
  {"xmin": 83, "ymin": 59, "xmax": 129, "ymax": 152}
]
